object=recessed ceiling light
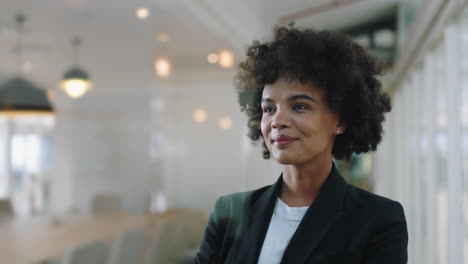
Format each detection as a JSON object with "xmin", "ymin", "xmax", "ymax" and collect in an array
[
  {"xmin": 193, "ymin": 109, "xmax": 207, "ymax": 123},
  {"xmin": 154, "ymin": 57, "xmax": 171, "ymax": 78},
  {"xmin": 158, "ymin": 32, "xmax": 169, "ymax": 43},
  {"xmin": 218, "ymin": 117, "xmax": 232, "ymax": 130},
  {"xmin": 207, "ymin": 53, "xmax": 219, "ymax": 64},
  {"xmin": 219, "ymin": 49, "xmax": 234, "ymax": 68},
  {"xmin": 136, "ymin": 8, "xmax": 150, "ymax": 19}
]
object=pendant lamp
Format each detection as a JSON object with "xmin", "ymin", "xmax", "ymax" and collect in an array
[
  {"xmin": 60, "ymin": 37, "xmax": 92, "ymax": 98},
  {"xmin": 0, "ymin": 14, "xmax": 54, "ymax": 116}
]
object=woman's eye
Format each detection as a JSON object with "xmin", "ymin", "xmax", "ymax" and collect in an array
[
  {"xmin": 293, "ymin": 104, "xmax": 308, "ymax": 111},
  {"xmin": 263, "ymin": 106, "xmax": 275, "ymax": 113}
]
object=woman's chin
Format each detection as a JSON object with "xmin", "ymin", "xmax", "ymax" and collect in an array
[{"xmin": 272, "ymin": 154, "xmax": 299, "ymax": 165}]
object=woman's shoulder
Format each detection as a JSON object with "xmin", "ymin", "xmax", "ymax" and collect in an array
[
  {"xmin": 344, "ymin": 183, "xmax": 405, "ymax": 218},
  {"xmin": 218, "ymin": 184, "xmax": 272, "ymax": 206},
  {"xmin": 345, "ymin": 184, "xmax": 408, "ymax": 261},
  {"xmin": 213, "ymin": 184, "xmax": 274, "ymax": 216}
]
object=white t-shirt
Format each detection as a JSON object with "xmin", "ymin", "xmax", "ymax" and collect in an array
[{"xmin": 257, "ymin": 197, "xmax": 309, "ymax": 264}]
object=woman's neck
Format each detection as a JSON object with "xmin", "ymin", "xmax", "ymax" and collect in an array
[{"xmin": 280, "ymin": 158, "xmax": 333, "ymax": 207}]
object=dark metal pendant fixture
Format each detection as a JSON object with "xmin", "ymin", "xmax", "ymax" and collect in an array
[
  {"xmin": 60, "ymin": 37, "xmax": 92, "ymax": 98},
  {"xmin": 0, "ymin": 14, "xmax": 54, "ymax": 115}
]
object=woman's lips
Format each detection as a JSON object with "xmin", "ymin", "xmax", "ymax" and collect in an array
[{"xmin": 272, "ymin": 136, "xmax": 297, "ymax": 149}]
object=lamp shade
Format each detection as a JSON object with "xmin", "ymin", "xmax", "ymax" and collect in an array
[
  {"xmin": 61, "ymin": 66, "xmax": 92, "ymax": 98},
  {"xmin": 0, "ymin": 76, "xmax": 53, "ymax": 112},
  {"xmin": 63, "ymin": 66, "xmax": 90, "ymax": 80}
]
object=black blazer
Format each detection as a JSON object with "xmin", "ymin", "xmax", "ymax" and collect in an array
[{"xmin": 194, "ymin": 164, "xmax": 408, "ymax": 264}]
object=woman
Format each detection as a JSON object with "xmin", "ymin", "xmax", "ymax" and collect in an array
[{"xmin": 194, "ymin": 25, "xmax": 408, "ymax": 264}]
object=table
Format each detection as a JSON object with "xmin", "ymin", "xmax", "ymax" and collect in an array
[{"xmin": 0, "ymin": 212, "xmax": 178, "ymax": 264}]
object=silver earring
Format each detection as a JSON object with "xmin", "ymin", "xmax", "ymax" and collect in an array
[{"xmin": 336, "ymin": 129, "xmax": 340, "ymax": 134}]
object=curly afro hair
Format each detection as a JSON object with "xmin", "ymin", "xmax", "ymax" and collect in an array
[{"xmin": 234, "ymin": 24, "xmax": 391, "ymax": 160}]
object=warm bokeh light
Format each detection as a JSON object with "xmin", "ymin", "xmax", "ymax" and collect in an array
[
  {"xmin": 46, "ymin": 89, "xmax": 55, "ymax": 102},
  {"xmin": 158, "ymin": 32, "xmax": 170, "ymax": 43},
  {"xmin": 218, "ymin": 117, "xmax": 232, "ymax": 130},
  {"xmin": 136, "ymin": 8, "xmax": 150, "ymax": 19},
  {"xmin": 193, "ymin": 109, "xmax": 207, "ymax": 123},
  {"xmin": 154, "ymin": 57, "xmax": 171, "ymax": 78},
  {"xmin": 207, "ymin": 53, "xmax": 219, "ymax": 64},
  {"xmin": 22, "ymin": 61, "xmax": 32, "ymax": 73},
  {"xmin": 61, "ymin": 79, "xmax": 92, "ymax": 98},
  {"xmin": 218, "ymin": 49, "xmax": 234, "ymax": 68}
]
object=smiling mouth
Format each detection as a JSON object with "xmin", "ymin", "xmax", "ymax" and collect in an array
[{"xmin": 272, "ymin": 138, "xmax": 297, "ymax": 149}]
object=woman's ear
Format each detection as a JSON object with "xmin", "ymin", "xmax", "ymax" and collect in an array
[{"xmin": 335, "ymin": 121, "xmax": 347, "ymax": 135}]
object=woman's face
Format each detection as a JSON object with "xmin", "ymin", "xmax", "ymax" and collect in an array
[{"xmin": 260, "ymin": 78, "xmax": 343, "ymax": 165}]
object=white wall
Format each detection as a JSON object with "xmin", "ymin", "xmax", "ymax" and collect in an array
[
  {"xmin": 48, "ymin": 107, "xmax": 74, "ymax": 214},
  {"xmin": 153, "ymin": 70, "xmax": 282, "ymax": 213},
  {"xmin": 0, "ymin": 118, "xmax": 10, "ymax": 198},
  {"xmin": 49, "ymin": 81, "xmax": 158, "ymax": 214},
  {"xmin": 46, "ymin": 69, "xmax": 284, "ymax": 215}
]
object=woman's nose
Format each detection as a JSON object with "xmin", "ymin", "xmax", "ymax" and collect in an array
[{"xmin": 271, "ymin": 110, "xmax": 290, "ymax": 129}]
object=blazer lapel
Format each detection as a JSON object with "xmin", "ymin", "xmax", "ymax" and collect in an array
[
  {"xmin": 233, "ymin": 164, "xmax": 348, "ymax": 264},
  {"xmin": 280, "ymin": 164, "xmax": 348, "ymax": 264},
  {"xmin": 235, "ymin": 175, "xmax": 283, "ymax": 263}
]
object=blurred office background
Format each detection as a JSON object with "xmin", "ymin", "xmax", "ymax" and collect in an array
[{"xmin": 0, "ymin": 0, "xmax": 467, "ymax": 263}]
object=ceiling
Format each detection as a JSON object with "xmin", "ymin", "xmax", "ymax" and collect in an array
[{"xmin": 0, "ymin": 0, "xmax": 398, "ymax": 96}]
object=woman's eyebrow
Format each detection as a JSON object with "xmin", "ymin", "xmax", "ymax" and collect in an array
[
  {"xmin": 261, "ymin": 98, "xmax": 274, "ymax": 103},
  {"xmin": 288, "ymin": 94, "xmax": 317, "ymax": 103}
]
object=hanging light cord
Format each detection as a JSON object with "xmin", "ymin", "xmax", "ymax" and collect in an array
[
  {"xmin": 15, "ymin": 14, "xmax": 25, "ymax": 75},
  {"xmin": 72, "ymin": 37, "xmax": 81, "ymax": 65}
]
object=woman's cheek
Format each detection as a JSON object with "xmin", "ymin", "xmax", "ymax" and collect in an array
[{"xmin": 260, "ymin": 119, "xmax": 269, "ymax": 138}]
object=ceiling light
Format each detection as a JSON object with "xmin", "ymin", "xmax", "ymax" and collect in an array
[
  {"xmin": 207, "ymin": 53, "xmax": 219, "ymax": 64},
  {"xmin": 158, "ymin": 32, "xmax": 169, "ymax": 43},
  {"xmin": 219, "ymin": 49, "xmax": 234, "ymax": 68},
  {"xmin": 218, "ymin": 117, "xmax": 232, "ymax": 130},
  {"xmin": 61, "ymin": 37, "xmax": 92, "ymax": 99},
  {"xmin": 193, "ymin": 109, "xmax": 207, "ymax": 123},
  {"xmin": 0, "ymin": 14, "xmax": 54, "ymax": 116},
  {"xmin": 136, "ymin": 8, "xmax": 150, "ymax": 19},
  {"xmin": 154, "ymin": 57, "xmax": 171, "ymax": 78},
  {"xmin": 60, "ymin": 75, "xmax": 92, "ymax": 98},
  {"xmin": 0, "ymin": 77, "xmax": 54, "ymax": 115}
]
